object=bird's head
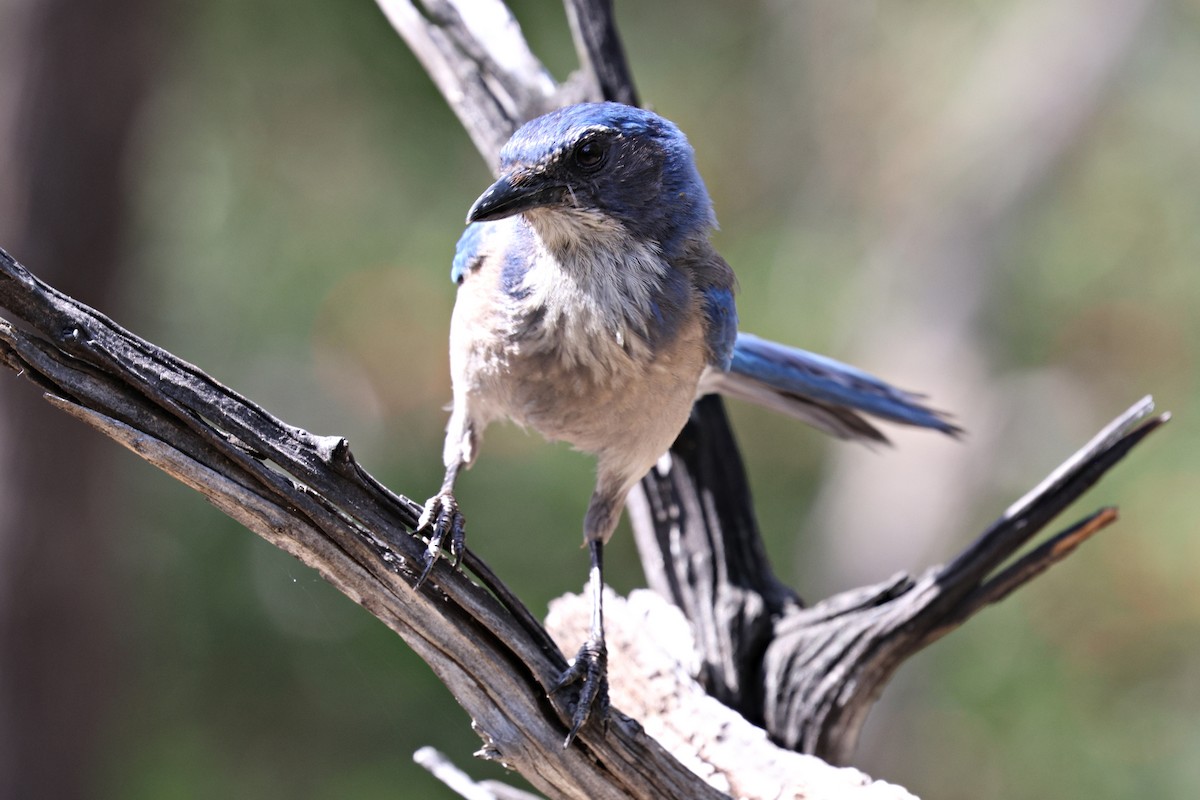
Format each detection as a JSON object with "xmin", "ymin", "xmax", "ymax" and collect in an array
[{"xmin": 467, "ymin": 102, "xmax": 716, "ymax": 256}]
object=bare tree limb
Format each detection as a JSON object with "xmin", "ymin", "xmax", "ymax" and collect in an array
[
  {"xmin": 0, "ymin": 249, "xmax": 727, "ymax": 800},
  {"xmin": 374, "ymin": 0, "xmax": 565, "ymax": 170},
  {"xmin": 761, "ymin": 401, "xmax": 1164, "ymax": 763},
  {"xmin": 563, "ymin": 0, "xmax": 639, "ymax": 107},
  {"xmin": 0, "ymin": 0, "xmax": 1168, "ymax": 796},
  {"xmin": 546, "ymin": 589, "xmax": 922, "ymax": 800},
  {"xmin": 414, "ymin": 746, "xmax": 546, "ymax": 800},
  {"xmin": 631, "ymin": 390, "xmax": 1164, "ymax": 764}
]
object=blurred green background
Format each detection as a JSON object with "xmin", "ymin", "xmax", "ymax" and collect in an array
[{"xmin": 1, "ymin": 0, "xmax": 1197, "ymax": 798}]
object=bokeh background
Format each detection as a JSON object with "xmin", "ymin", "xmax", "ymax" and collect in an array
[{"xmin": 2, "ymin": 0, "xmax": 1197, "ymax": 798}]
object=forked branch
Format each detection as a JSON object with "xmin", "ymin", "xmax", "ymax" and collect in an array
[{"xmin": 0, "ymin": 1, "xmax": 1167, "ymax": 797}]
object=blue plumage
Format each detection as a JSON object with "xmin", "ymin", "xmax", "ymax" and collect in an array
[
  {"xmin": 420, "ymin": 102, "xmax": 958, "ymax": 745},
  {"xmin": 724, "ymin": 332, "xmax": 959, "ymax": 438},
  {"xmin": 702, "ymin": 285, "xmax": 737, "ymax": 371},
  {"xmin": 449, "ymin": 222, "xmax": 488, "ymax": 284}
]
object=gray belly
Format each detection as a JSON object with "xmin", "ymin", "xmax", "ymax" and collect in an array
[{"xmin": 482, "ymin": 322, "xmax": 707, "ymax": 474}]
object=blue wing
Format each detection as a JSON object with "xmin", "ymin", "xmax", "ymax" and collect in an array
[
  {"xmin": 702, "ymin": 286, "xmax": 738, "ymax": 370},
  {"xmin": 452, "ymin": 220, "xmax": 533, "ymax": 301},
  {"xmin": 451, "ymin": 223, "xmax": 492, "ymax": 284},
  {"xmin": 718, "ymin": 332, "xmax": 960, "ymax": 439}
]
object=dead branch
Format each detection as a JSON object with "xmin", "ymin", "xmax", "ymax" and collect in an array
[
  {"xmin": 0, "ymin": 1, "xmax": 1168, "ymax": 798},
  {"xmin": 0, "ymin": 248, "xmax": 732, "ymax": 799}
]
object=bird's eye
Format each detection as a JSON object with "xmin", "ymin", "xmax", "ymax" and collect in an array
[{"xmin": 573, "ymin": 139, "xmax": 608, "ymax": 171}]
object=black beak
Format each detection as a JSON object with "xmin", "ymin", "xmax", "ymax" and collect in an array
[{"xmin": 466, "ymin": 171, "xmax": 567, "ymax": 223}]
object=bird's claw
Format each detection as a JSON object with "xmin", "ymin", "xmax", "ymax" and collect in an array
[
  {"xmin": 415, "ymin": 491, "xmax": 466, "ymax": 588},
  {"xmin": 553, "ymin": 638, "xmax": 609, "ymax": 747}
]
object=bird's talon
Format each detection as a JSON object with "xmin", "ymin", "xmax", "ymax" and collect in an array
[
  {"xmin": 415, "ymin": 551, "xmax": 437, "ymax": 589},
  {"xmin": 554, "ymin": 640, "xmax": 608, "ymax": 747},
  {"xmin": 449, "ymin": 514, "xmax": 467, "ymax": 569},
  {"xmin": 414, "ymin": 492, "xmax": 465, "ymax": 588}
]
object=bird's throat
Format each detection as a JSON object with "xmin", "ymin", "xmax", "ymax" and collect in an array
[{"xmin": 513, "ymin": 211, "xmax": 675, "ymax": 370}]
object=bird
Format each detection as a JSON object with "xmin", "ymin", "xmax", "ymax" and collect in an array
[{"xmin": 417, "ymin": 101, "xmax": 958, "ymax": 746}]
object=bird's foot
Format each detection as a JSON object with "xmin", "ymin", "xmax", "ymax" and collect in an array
[
  {"xmin": 415, "ymin": 491, "xmax": 466, "ymax": 587},
  {"xmin": 553, "ymin": 637, "xmax": 609, "ymax": 747}
]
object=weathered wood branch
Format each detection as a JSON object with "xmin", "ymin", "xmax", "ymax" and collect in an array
[
  {"xmin": 374, "ymin": 0, "xmax": 1167, "ymax": 768},
  {"xmin": 375, "ymin": 0, "xmax": 558, "ymax": 160},
  {"xmin": 0, "ymin": 248, "xmax": 731, "ymax": 800},
  {"xmin": 0, "ymin": 1, "xmax": 1167, "ymax": 798},
  {"xmin": 630, "ymin": 395, "xmax": 1164, "ymax": 764},
  {"xmin": 563, "ymin": 0, "xmax": 639, "ymax": 107}
]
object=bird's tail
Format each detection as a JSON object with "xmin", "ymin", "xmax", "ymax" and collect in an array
[{"xmin": 700, "ymin": 332, "xmax": 962, "ymax": 444}]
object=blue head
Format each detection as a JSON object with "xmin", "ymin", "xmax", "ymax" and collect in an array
[{"xmin": 467, "ymin": 103, "xmax": 716, "ymax": 257}]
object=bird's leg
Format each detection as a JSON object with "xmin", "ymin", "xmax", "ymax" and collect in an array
[
  {"xmin": 553, "ymin": 538, "xmax": 609, "ymax": 747},
  {"xmin": 415, "ymin": 460, "xmax": 466, "ymax": 587},
  {"xmin": 554, "ymin": 480, "xmax": 626, "ymax": 746}
]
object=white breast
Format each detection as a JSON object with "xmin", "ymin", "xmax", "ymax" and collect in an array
[{"xmin": 511, "ymin": 208, "xmax": 669, "ymax": 376}]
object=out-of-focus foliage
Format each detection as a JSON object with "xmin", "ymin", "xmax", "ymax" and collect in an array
[{"xmin": 35, "ymin": 0, "xmax": 1197, "ymax": 797}]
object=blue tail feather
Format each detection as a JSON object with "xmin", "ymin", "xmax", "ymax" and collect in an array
[{"xmin": 725, "ymin": 332, "xmax": 961, "ymax": 438}]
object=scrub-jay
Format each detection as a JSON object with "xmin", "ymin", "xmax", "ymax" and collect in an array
[{"xmin": 419, "ymin": 102, "xmax": 957, "ymax": 745}]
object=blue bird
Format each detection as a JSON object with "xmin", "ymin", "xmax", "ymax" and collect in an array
[{"xmin": 418, "ymin": 102, "xmax": 958, "ymax": 745}]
